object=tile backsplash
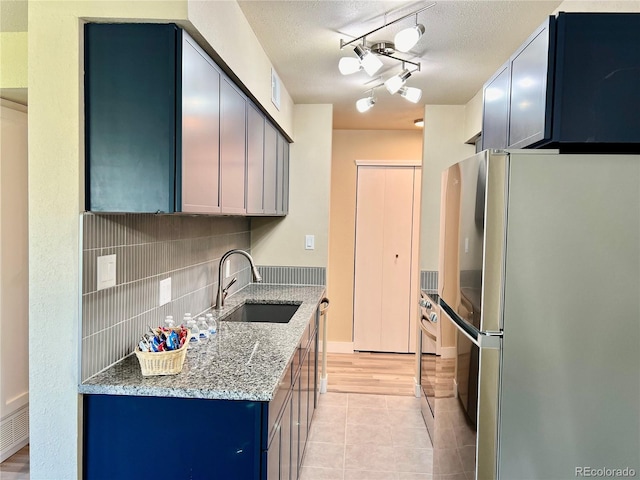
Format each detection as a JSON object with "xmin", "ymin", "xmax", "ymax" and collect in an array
[
  {"xmin": 81, "ymin": 214, "xmax": 251, "ymax": 381},
  {"xmin": 420, "ymin": 270, "xmax": 438, "ymax": 292},
  {"xmin": 257, "ymin": 265, "xmax": 326, "ymax": 286}
]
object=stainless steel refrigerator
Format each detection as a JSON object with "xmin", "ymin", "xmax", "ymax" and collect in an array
[{"xmin": 436, "ymin": 149, "xmax": 639, "ymax": 479}]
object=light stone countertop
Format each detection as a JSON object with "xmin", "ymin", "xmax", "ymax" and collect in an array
[{"xmin": 79, "ymin": 284, "xmax": 326, "ymax": 402}]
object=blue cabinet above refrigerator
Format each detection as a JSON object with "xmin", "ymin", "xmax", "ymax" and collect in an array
[{"xmin": 482, "ymin": 12, "xmax": 640, "ymax": 152}]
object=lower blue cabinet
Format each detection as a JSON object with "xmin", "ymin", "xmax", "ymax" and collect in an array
[{"xmin": 83, "ymin": 395, "xmax": 264, "ymax": 479}]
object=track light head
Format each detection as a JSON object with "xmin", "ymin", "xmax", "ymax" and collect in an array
[
  {"xmin": 394, "ymin": 24, "xmax": 425, "ymax": 52},
  {"xmin": 385, "ymin": 68, "xmax": 412, "ymax": 95},
  {"xmin": 354, "ymin": 45, "xmax": 383, "ymax": 76},
  {"xmin": 399, "ymin": 86, "xmax": 422, "ymax": 103},
  {"xmin": 356, "ymin": 95, "xmax": 376, "ymax": 113}
]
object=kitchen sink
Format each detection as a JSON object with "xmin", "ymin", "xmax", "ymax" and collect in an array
[{"xmin": 221, "ymin": 302, "xmax": 301, "ymax": 324}]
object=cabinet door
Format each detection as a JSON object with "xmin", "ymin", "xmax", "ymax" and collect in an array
[
  {"xmin": 276, "ymin": 133, "xmax": 285, "ymax": 215},
  {"xmin": 220, "ymin": 78, "xmax": 247, "ymax": 214},
  {"xmin": 282, "ymin": 142, "xmax": 290, "ymax": 215},
  {"xmin": 85, "ymin": 23, "xmax": 178, "ymax": 213},
  {"xmin": 310, "ymin": 323, "xmax": 319, "ymax": 410},
  {"xmin": 267, "ymin": 424, "xmax": 281, "ymax": 480},
  {"xmin": 481, "ymin": 62, "xmax": 510, "ymax": 150},
  {"xmin": 281, "ymin": 395, "xmax": 292, "ymax": 480},
  {"xmin": 291, "ymin": 379, "xmax": 300, "ymax": 480},
  {"xmin": 263, "ymin": 122, "xmax": 278, "ymax": 215},
  {"xmin": 180, "ymin": 32, "xmax": 221, "ymax": 213},
  {"xmin": 246, "ymin": 104, "xmax": 265, "ymax": 215},
  {"xmin": 508, "ymin": 17, "xmax": 554, "ymax": 148},
  {"xmin": 299, "ymin": 348, "xmax": 310, "ymax": 455}
]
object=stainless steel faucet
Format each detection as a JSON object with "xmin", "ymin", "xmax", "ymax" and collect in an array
[{"xmin": 214, "ymin": 249, "xmax": 262, "ymax": 309}]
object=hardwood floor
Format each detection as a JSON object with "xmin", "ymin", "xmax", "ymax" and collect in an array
[
  {"xmin": 324, "ymin": 351, "xmax": 418, "ymax": 396},
  {"xmin": 0, "ymin": 352, "xmax": 417, "ymax": 479},
  {"xmin": 0, "ymin": 445, "xmax": 29, "ymax": 480}
]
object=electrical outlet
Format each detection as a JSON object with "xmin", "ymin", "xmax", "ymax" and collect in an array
[
  {"xmin": 96, "ymin": 254, "xmax": 116, "ymax": 291},
  {"xmin": 225, "ymin": 259, "xmax": 231, "ymax": 278},
  {"xmin": 159, "ymin": 277, "xmax": 171, "ymax": 306}
]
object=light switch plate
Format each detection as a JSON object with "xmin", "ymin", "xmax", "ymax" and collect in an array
[
  {"xmin": 305, "ymin": 235, "xmax": 315, "ymax": 250},
  {"xmin": 159, "ymin": 277, "xmax": 171, "ymax": 306},
  {"xmin": 97, "ymin": 254, "xmax": 117, "ymax": 291}
]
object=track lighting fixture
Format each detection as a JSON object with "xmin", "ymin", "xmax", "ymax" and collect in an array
[
  {"xmin": 385, "ymin": 68, "xmax": 413, "ymax": 95},
  {"xmin": 338, "ymin": 2, "xmax": 435, "ymax": 112},
  {"xmin": 394, "ymin": 15, "xmax": 426, "ymax": 53},
  {"xmin": 399, "ymin": 86, "xmax": 422, "ymax": 103}
]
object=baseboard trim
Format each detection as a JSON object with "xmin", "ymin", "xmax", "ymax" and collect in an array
[
  {"xmin": 324, "ymin": 341, "xmax": 355, "ymax": 354},
  {"xmin": 414, "ymin": 378, "xmax": 422, "ymax": 398}
]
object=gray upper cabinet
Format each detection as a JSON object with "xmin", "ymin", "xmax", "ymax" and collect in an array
[
  {"xmin": 481, "ymin": 62, "xmax": 511, "ymax": 150},
  {"xmin": 181, "ymin": 32, "xmax": 221, "ymax": 214},
  {"xmin": 508, "ymin": 20, "xmax": 552, "ymax": 149},
  {"xmin": 220, "ymin": 78, "xmax": 247, "ymax": 214},
  {"xmin": 246, "ymin": 104, "xmax": 265, "ymax": 215},
  {"xmin": 263, "ymin": 122, "xmax": 278, "ymax": 215}
]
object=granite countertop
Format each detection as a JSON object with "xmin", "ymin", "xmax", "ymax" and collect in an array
[{"xmin": 79, "ymin": 284, "xmax": 326, "ymax": 402}]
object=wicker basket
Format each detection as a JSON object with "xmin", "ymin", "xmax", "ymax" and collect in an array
[{"xmin": 135, "ymin": 333, "xmax": 189, "ymax": 376}]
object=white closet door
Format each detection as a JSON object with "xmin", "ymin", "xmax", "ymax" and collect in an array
[{"xmin": 354, "ymin": 166, "xmax": 415, "ymax": 352}]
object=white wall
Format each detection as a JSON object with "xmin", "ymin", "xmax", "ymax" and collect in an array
[
  {"xmin": 420, "ymin": 105, "xmax": 475, "ymax": 271},
  {"xmin": 0, "ymin": 100, "xmax": 29, "ymax": 432},
  {"xmin": 463, "ymin": 89, "xmax": 483, "ymax": 143},
  {"xmin": 251, "ymin": 104, "xmax": 333, "ymax": 267}
]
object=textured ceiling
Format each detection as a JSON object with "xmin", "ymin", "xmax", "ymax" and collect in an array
[{"xmin": 238, "ymin": 0, "xmax": 563, "ymax": 130}]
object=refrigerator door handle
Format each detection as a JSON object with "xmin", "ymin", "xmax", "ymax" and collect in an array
[{"xmin": 441, "ymin": 301, "xmax": 502, "ymax": 349}]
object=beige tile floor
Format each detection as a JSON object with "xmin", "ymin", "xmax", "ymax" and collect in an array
[{"xmin": 300, "ymin": 392, "xmax": 433, "ymax": 480}]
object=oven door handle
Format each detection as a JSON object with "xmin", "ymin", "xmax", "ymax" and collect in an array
[
  {"xmin": 419, "ymin": 317, "xmax": 437, "ymax": 341},
  {"xmin": 440, "ymin": 305, "xmax": 501, "ymax": 349}
]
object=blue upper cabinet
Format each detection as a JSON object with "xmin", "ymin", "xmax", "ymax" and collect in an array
[
  {"xmin": 85, "ymin": 23, "xmax": 180, "ymax": 213},
  {"xmin": 553, "ymin": 13, "xmax": 640, "ymax": 147},
  {"xmin": 482, "ymin": 13, "xmax": 640, "ymax": 152}
]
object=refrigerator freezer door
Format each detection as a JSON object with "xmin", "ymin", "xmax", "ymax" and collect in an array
[{"xmin": 498, "ymin": 153, "xmax": 640, "ymax": 479}]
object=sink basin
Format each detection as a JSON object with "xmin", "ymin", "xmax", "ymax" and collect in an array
[{"xmin": 222, "ymin": 302, "xmax": 301, "ymax": 324}]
